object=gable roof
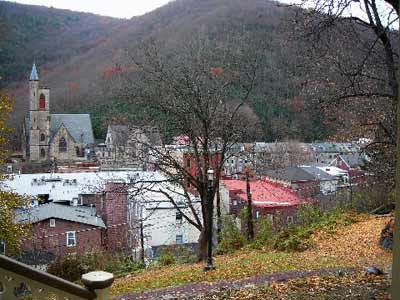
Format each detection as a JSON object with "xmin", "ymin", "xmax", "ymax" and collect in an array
[
  {"xmin": 221, "ymin": 179, "xmax": 308, "ymax": 208},
  {"xmin": 51, "ymin": 114, "xmax": 94, "ymax": 145},
  {"xmin": 259, "ymin": 167, "xmax": 316, "ymax": 182},
  {"xmin": 108, "ymin": 125, "xmax": 129, "ymax": 146},
  {"xmin": 299, "ymin": 166, "xmax": 336, "ymax": 181},
  {"xmin": 15, "ymin": 203, "xmax": 106, "ymax": 228}
]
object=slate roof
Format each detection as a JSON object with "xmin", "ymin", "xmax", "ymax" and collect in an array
[
  {"xmin": 29, "ymin": 63, "xmax": 39, "ymax": 81},
  {"xmin": 15, "ymin": 203, "xmax": 106, "ymax": 228},
  {"xmin": 259, "ymin": 167, "xmax": 316, "ymax": 182},
  {"xmin": 339, "ymin": 154, "xmax": 364, "ymax": 168},
  {"xmin": 299, "ymin": 166, "xmax": 336, "ymax": 181},
  {"xmin": 221, "ymin": 180, "xmax": 308, "ymax": 208},
  {"xmin": 50, "ymin": 114, "xmax": 95, "ymax": 145}
]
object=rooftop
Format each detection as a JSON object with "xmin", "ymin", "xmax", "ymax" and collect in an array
[
  {"xmin": 15, "ymin": 202, "xmax": 106, "ymax": 228},
  {"xmin": 221, "ymin": 179, "xmax": 308, "ymax": 208}
]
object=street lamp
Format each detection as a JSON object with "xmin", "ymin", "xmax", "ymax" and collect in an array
[{"xmin": 204, "ymin": 169, "xmax": 215, "ymax": 271}]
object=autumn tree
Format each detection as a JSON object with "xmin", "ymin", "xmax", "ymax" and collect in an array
[
  {"xmin": 119, "ymin": 36, "xmax": 261, "ymax": 261},
  {"xmin": 0, "ymin": 92, "xmax": 29, "ymax": 254}
]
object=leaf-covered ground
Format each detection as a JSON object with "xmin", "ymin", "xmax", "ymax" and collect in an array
[
  {"xmin": 111, "ymin": 214, "xmax": 392, "ymax": 297},
  {"xmin": 203, "ymin": 273, "xmax": 390, "ymax": 300}
]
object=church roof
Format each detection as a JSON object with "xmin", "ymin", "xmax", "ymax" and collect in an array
[
  {"xmin": 50, "ymin": 114, "xmax": 95, "ymax": 145},
  {"xmin": 29, "ymin": 63, "xmax": 39, "ymax": 81}
]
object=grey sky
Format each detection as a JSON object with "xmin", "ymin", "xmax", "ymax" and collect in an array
[{"xmin": 4, "ymin": 0, "xmax": 172, "ymax": 18}]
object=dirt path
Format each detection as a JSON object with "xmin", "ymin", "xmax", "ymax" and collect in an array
[{"xmin": 113, "ymin": 268, "xmax": 356, "ymax": 300}]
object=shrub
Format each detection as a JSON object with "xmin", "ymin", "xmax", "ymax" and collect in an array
[
  {"xmin": 252, "ymin": 216, "xmax": 273, "ymax": 249},
  {"xmin": 215, "ymin": 215, "xmax": 245, "ymax": 255},
  {"xmin": 47, "ymin": 255, "xmax": 86, "ymax": 282},
  {"xmin": 158, "ymin": 252, "xmax": 176, "ymax": 266},
  {"xmin": 47, "ymin": 249, "xmax": 145, "ymax": 281}
]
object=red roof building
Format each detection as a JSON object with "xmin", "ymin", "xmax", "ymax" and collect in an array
[{"xmin": 220, "ymin": 179, "xmax": 310, "ymax": 225}]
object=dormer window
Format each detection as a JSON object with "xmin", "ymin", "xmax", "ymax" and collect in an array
[{"xmin": 39, "ymin": 94, "xmax": 46, "ymax": 109}]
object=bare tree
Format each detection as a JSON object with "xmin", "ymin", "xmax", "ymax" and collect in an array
[
  {"xmin": 286, "ymin": 0, "xmax": 399, "ymax": 296},
  {"xmin": 118, "ymin": 36, "xmax": 261, "ymax": 261}
]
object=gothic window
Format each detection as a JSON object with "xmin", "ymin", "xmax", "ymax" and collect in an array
[
  {"xmin": 59, "ymin": 137, "xmax": 67, "ymax": 153},
  {"xmin": 40, "ymin": 148, "xmax": 46, "ymax": 158},
  {"xmin": 39, "ymin": 94, "xmax": 46, "ymax": 109},
  {"xmin": 40, "ymin": 134, "xmax": 45, "ymax": 142}
]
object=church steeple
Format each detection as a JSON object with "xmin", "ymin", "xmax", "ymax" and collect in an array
[{"xmin": 29, "ymin": 63, "xmax": 39, "ymax": 81}]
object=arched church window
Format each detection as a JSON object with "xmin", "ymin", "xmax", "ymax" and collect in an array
[
  {"xmin": 40, "ymin": 134, "xmax": 45, "ymax": 142},
  {"xmin": 39, "ymin": 94, "xmax": 46, "ymax": 109},
  {"xmin": 59, "ymin": 137, "xmax": 67, "ymax": 153},
  {"xmin": 40, "ymin": 149, "xmax": 46, "ymax": 158}
]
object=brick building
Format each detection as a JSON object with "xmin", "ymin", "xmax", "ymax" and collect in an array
[
  {"xmin": 219, "ymin": 179, "xmax": 310, "ymax": 226},
  {"xmin": 15, "ymin": 182, "xmax": 130, "ymax": 264}
]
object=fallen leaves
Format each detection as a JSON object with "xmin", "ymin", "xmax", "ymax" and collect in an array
[{"xmin": 111, "ymin": 214, "xmax": 393, "ymax": 296}]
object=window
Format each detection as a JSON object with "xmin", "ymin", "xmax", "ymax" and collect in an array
[
  {"xmin": 176, "ymin": 211, "xmax": 183, "ymax": 224},
  {"xmin": 66, "ymin": 231, "xmax": 76, "ymax": 247},
  {"xmin": 40, "ymin": 133, "xmax": 45, "ymax": 142},
  {"xmin": 233, "ymin": 200, "xmax": 238, "ymax": 206},
  {"xmin": 186, "ymin": 159, "xmax": 191, "ymax": 168},
  {"xmin": 39, "ymin": 94, "xmax": 46, "ymax": 109},
  {"xmin": 256, "ymin": 211, "xmax": 260, "ymax": 219},
  {"xmin": 59, "ymin": 137, "xmax": 67, "ymax": 153},
  {"xmin": 40, "ymin": 148, "xmax": 46, "ymax": 158},
  {"xmin": 287, "ymin": 216, "xmax": 294, "ymax": 224},
  {"xmin": 176, "ymin": 234, "xmax": 183, "ymax": 244},
  {"xmin": 50, "ymin": 218, "xmax": 55, "ymax": 227}
]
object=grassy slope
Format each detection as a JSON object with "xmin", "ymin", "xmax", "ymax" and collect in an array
[{"xmin": 111, "ymin": 214, "xmax": 392, "ymax": 296}]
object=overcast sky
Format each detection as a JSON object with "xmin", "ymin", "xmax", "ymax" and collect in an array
[{"xmin": 4, "ymin": 0, "xmax": 172, "ymax": 18}]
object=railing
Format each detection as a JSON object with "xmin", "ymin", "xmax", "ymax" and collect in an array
[{"xmin": 0, "ymin": 255, "xmax": 114, "ymax": 300}]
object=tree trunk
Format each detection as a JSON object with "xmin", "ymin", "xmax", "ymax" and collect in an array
[
  {"xmin": 197, "ymin": 228, "xmax": 208, "ymax": 261},
  {"xmin": 246, "ymin": 172, "xmax": 254, "ymax": 240},
  {"xmin": 391, "ymin": 39, "xmax": 400, "ymax": 297}
]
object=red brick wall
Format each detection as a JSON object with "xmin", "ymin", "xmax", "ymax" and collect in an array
[
  {"xmin": 103, "ymin": 183, "xmax": 129, "ymax": 252},
  {"xmin": 21, "ymin": 219, "xmax": 103, "ymax": 257}
]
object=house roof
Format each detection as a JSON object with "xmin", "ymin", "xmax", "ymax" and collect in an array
[
  {"xmin": 299, "ymin": 166, "xmax": 336, "ymax": 181},
  {"xmin": 15, "ymin": 203, "xmax": 106, "ymax": 228},
  {"xmin": 221, "ymin": 179, "xmax": 308, "ymax": 208},
  {"xmin": 29, "ymin": 63, "xmax": 39, "ymax": 81},
  {"xmin": 337, "ymin": 154, "xmax": 364, "ymax": 168},
  {"xmin": 108, "ymin": 125, "xmax": 129, "ymax": 146},
  {"xmin": 50, "ymin": 114, "xmax": 95, "ymax": 145},
  {"xmin": 259, "ymin": 167, "xmax": 316, "ymax": 182}
]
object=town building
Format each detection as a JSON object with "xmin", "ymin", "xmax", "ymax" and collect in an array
[
  {"xmin": 96, "ymin": 124, "xmax": 162, "ymax": 169},
  {"xmin": 3, "ymin": 171, "xmax": 200, "ymax": 263},
  {"xmin": 22, "ymin": 64, "xmax": 95, "ymax": 163},
  {"xmin": 219, "ymin": 179, "xmax": 309, "ymax": 226}
]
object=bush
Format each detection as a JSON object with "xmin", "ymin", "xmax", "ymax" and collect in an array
[
  {"xmin": 47, "ymin": 249, "xmax": 145, "ymax": 281},
  {"xmin": 215, "ymin": 215, "xmax": 245, "ymax": 255},
  {"xmin": 252, "ymin": 216, "xmax": 274, "ymax": 249},
  {"xmin": 158, "ymin": 252, "xmax": 176, "ymax": 266},
  {"xmin": 47, "ymin": 255, "xmax": 86, "ymax": 282}
]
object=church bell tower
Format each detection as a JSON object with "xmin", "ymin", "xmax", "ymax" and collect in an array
[{"xmin": 28, "ymin": 63, "xmax": 50, "ymax": 162}]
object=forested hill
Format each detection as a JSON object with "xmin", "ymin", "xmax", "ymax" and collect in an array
[{"xmin": 1, "ymin": 0, "xmax": 332, "ymax": 146}]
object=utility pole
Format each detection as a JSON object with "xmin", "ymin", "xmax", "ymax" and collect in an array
[
  {"xmin": 204, "ymin": 169, "xmax": 215, "ymax": 271},
  {"xmin": 246, "ymin": 171, "xmax": 254, "ymax": 240}
]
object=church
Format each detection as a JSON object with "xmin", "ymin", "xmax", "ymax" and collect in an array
[{"xmin": 22, "ymin": 64, "xmax": 95, "ymax": 163}]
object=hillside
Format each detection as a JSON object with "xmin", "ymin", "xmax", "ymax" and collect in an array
[
  {"xmin": 0, "ymin": 0, "xmax": 358, "ymax": 145},
  {"xmin": 111, "ymin": 214, "xmax": 392, "ymax": 297}
]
